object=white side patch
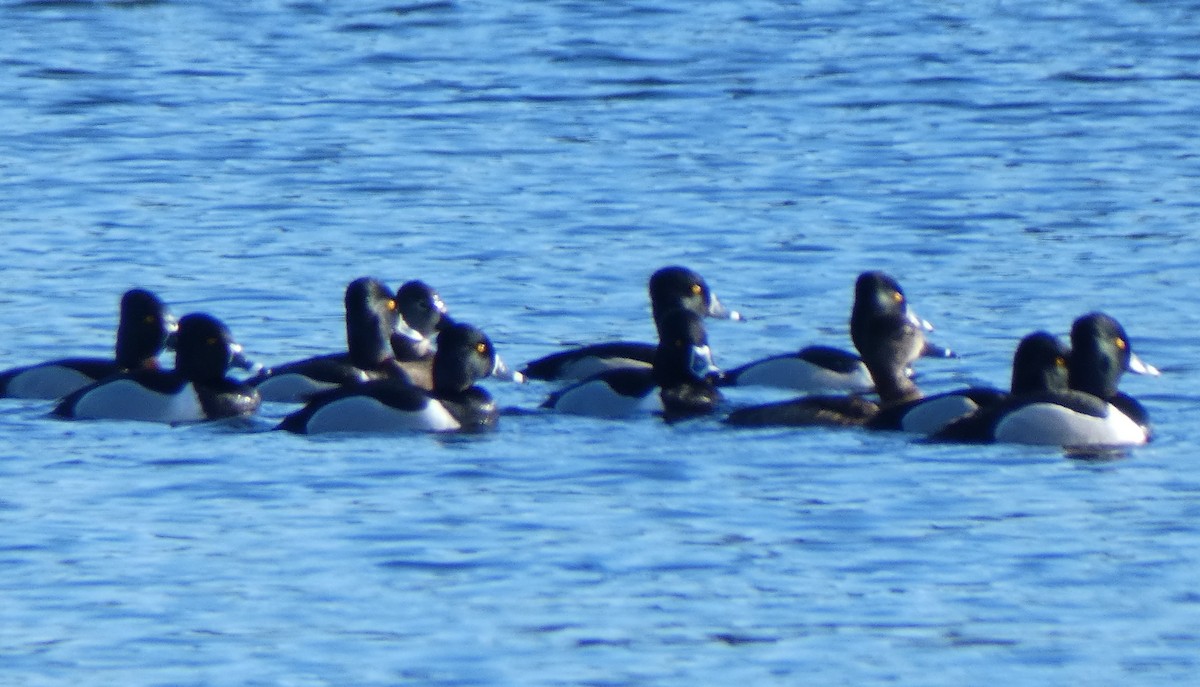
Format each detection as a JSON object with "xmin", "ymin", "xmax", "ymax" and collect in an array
[
  {"xmin": 548, "ymin": 380, "xmax": 656, "ymax": 419},
  {"xmin": 73, "ymin": 381, "xmax": 205, "ymax": 423},
  {"xmin": 734, "ymin": 357, "xmax": 875, "ymax": 393},
  {"xmin": 305, "ymin": 396, "xmax": 460, "ymax": 434},
  {"xmin": 994, "ymin": 403, "xmax": 1147, "ymax": 447},
  {"xmin": 255, "ymin": 374, "xmax": 341, "ymax": 403},
  {"xmin": 900, "ymin": 395, "xmax": 979, "ymax": 435},
  {"xmin": 7, "ymin": 366, "xmax": 95, "ymax": 400}
]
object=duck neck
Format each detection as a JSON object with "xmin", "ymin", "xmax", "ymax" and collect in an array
[
  {"xmin": 868, "ymin": 362, "xmax": 921, "ymax": 406},
  {"xmin": 1068, "ymin": 347, "xmax": 1119, "ymax": 400}
]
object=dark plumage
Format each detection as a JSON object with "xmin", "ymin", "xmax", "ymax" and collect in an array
[
  {"xmin": 53, "ymin": 313, "xmax": 260, "ymax": 423},
  {"xmin": 542, "ymin": 308, "xmax": 721, "ymax": 420},
  {"xmin": 278, "ymin": 323, "xmax": 517, "ymax": 434},
  {"xmin": 725, "ymin": 271, "xmax": 927, "ymax": 428},
  {"xmin": 521, "ymin": 265, "xmax": 740, "ymax": 382},
  {"xmin": 249, "ymin": 277, "xmax": 408, "ymax": 402},
  {"xmin": 934, "ymin": 314, "xmax": 1156, "ymax": 446},
  {"xmin": 0, "ymin": 288, "xmax": 177, "ymax": 400}
]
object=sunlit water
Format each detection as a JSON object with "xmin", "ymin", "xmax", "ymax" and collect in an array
[{"xmin": 2, "ymin": 1, "xmax": 1199, "ymax": 684}]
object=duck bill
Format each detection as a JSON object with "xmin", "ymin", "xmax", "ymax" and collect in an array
[
  {"xmin": 163, "ymin": 315, "xmax": 181, "ymax": 351},
  {"xmin": 491, "ymin": 354, "xmax": 525, "ymax": 383},
  {"xmin": 905, "ymin": 308, "xmax": 935, "ymax": 332},
  {"xmin": 1127, "ymin": 352, "xmax": 1160, "ymax": 376},
  {"xmin": 229, "ymin": 342, "xmax": 264, "ymax": 375},
  {"xmin": 921, "ymin": 340, "xmax": 956, "ymax": 359},
  {"xmin": 707, "ymin": 293, "xmax": 744, "ymax": 321},
  {"xmin": 431, "ymin": 294, "xmax": 455, "ymax": 331},
  {"xmin": 906, "ymin": 307, "xmax": 954, "ymax": 358}
]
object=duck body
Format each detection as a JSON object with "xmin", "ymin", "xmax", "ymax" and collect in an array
[
  {"xmin": 725, "ymin": 271, "xmax": 926, "ymax": 428},
  {"xmin": 277, "ymin": 379, "xmax": 481, "ymax": 434},
  {"xmin": 541, "ymin": 366, "xmax": 660, "ymax": 418},
  {"xmin": 521, "ymin": 266, "xmax": 739, "ymax": 382},
  {"xmin": 542, "ymin": 308, "xmax": 721, "ymax": 420},
  {"xmin": 934, "ymin": 389, "xmax": 1147, "ymax": 447},
  {"xmin": 53, "ymin": 313, "xmax": 259, "ymax": 423},
  {"xmin": 718, "ymin": 345, "xmax": 874, "ymax": 394},
  {"xmin": 933, "ymin": 316, "xmax": 1155, "ymax": 447},
  {"xmin": 0, "ymin": 288, "xmax": 176, "ymax": 400},
  {"xmin": 279, "ymin": 323, "xmax": 513, "ymax": 434},
  {"xmin": 869, "ymin": 331, "xmax": 1070, "ymax": 434},
  {"xmin": 250, "ymin": 277, "xmax": 410, "ymax": 402}
]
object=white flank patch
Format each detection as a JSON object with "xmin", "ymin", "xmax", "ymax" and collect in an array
[
  {"xmin": 305, "ymin": 396, "xmax": 460, "ymax": 434},
  {"xmin": 255, "ymin": 374, "xmax": 341, "ymax": 403},
  {"xmin": 734, "ymin": 357, "xmax": 875, "ymax": 393},
  {"xmin": 73, "ymin": 380, "xmax": 204, "ymax": 424},
  {"xmin": 900, "ymin": 395, "xmax": 979, "ymax": 434},
  {"xmin": 8, "ymin": 366, "xmax": 94, "ymax": 400},
  {"xmin": 549, "ymin": 380, "xmax": 657, "ymax": 419},
  {"xmin": 994, "ymin": 402, "xmax": 1147, "ymax": 447}
]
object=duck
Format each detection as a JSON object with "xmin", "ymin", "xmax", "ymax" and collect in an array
[
  {"xmin": 53, "ymin": 312, "xmax": 260, "ymax": 423},
  {"xmin": 249, "ymin": 277, "xmax": 414, "ymax": 402},
  {"xmin": 0, "ymin": 288, "xmax": 177, "ymax": 400},
  {"xmin": 542, "ymin": 307, "xmax": 722, "ymax": 420},
  {"xmin": 387, "ymin": 280, "xmax": 456, "ymax": 388},
  {"xmin": 723, "ymin": 271, "xmax": 927, "ymax": 427},
  {"xmin": 717, "ymin": 286, "xmax": 952, "ymax": 394},
  {"xmin": 869, "ymin": 331, "xmax": 1069, "ymax": 434},
  {"xmin": 520, "ymin": 265, "xmax": 740, "ymax": 382},
  {"xmin": 933, "ymin": 313, "xmax": 1157, "ymax": 447},
  {"xmin": 277, "ymin": 322, "xmax": 519, "ymax": 434},
  {"xmin": 1066, "ymin": 311, "xmax": 1158, "ymax": 434}
]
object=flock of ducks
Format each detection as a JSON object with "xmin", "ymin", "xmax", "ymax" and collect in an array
[{"xmin": 0, "ymin": 266, "xmax": 1158, "ymax": 448}]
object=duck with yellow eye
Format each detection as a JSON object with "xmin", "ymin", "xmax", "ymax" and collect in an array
[
  {"xmin": 53, "ymin": 312, "xmax": 260, "ymax": 423},
  {"xmin": 249, "ymin": 277, "xmax": 419, "ymax": 402},
  {"xmin": 541, "ymin": 307, "xmax": 721, "ymax": 421},
  {"xmin": 871, "ymin": 331, "xmax": 1070, "ymax": 435},
  {"xmin": 934, "ymin": 313, "xmax": 1159, "ymax": 447},
  {"xmin": 520, "ymin": 265, "xmax": 741, "ymax": 382},
  {"xmin": 724, "ymin": 271, "xmax": 936, "ymax": 427},
  {"xmin": 0, "ymin": 288, "xmax": 182, "ymax": 400},
  {"xmin": 718, "ymin": 270, "xmax": 952, "ymax": 393},
  {"xmin": 278, "ymin": 322, "xmax": 521, "ymax": 434}
]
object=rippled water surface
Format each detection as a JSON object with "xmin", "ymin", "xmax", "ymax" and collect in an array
[{"xmin": 3, "ymin": 1, "xmax": 1200, "ymax": 684}]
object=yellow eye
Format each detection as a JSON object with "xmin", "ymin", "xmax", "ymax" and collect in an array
[
  {"xmin": 690, "ymin": 283, "xmax": 702, "ymax": 296},
  {"xmin": 388, "ymin": 299, "xmax": 397, "ymax": 311},
  {"xmin": 207, "ymin": 337, "xmax": 218, "ymax": 346},
  {"xmin": 1055, "ymin": 356, "xmax": 1067, "ymax": 368},
  {"xmin": 891, "ymin": 291, "xmax": 903, "ymax": 303},
  {"xmin": 1115, "ymin": 337, "xmax": 1127, "ymax": 351},
  {"xmin": 475, "ymin": 342, "xmax": 488, "ymax": 355}
]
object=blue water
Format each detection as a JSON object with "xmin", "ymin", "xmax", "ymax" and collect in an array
[{"xmin": 2, "ymin": 1, "xmax": 1199, "ymax": 684}]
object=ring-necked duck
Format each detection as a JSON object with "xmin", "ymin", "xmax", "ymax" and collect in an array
[
  {"xmin": 249, "ymin": 277, "xmax": 414, "ymax": 402},
  {"xmin": 724, "ymin": 271, "xmax": 928, "ymax": 427},
  {"xmin": 387, "ymin": 280, "xmax": 456, "ymax": 388},
  {"xmin": 53, "ymin": 313, "xmax": 260, "ymax": 423},
  {"xmin": 934, "ymin": 313, "xmax": 1157, "ymax": 446},
  {"xmin": 542, "ymin": 308, "xmax": 721, "ymax": 420},
  {"xmin": 521, "ymin": 266, "xmax": 741, "ymax": 382},
  {"xmin": 870, "ymin": 331, "xmax": 1069, "ymax": 434},
  {"xmin": 717, "ymin": 280, "xmax": 952, "ymax": 393},
  {"xmin": 0, "ymin": 288, "xmax": 177, "ymax": 400},
  {"xmin": 278, "ymin": 323, "xmax": 520, "ymax": 434},
  {"xmin": 1067, "ymin": 312, "xmax": 1158, "ymax": 434}
]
